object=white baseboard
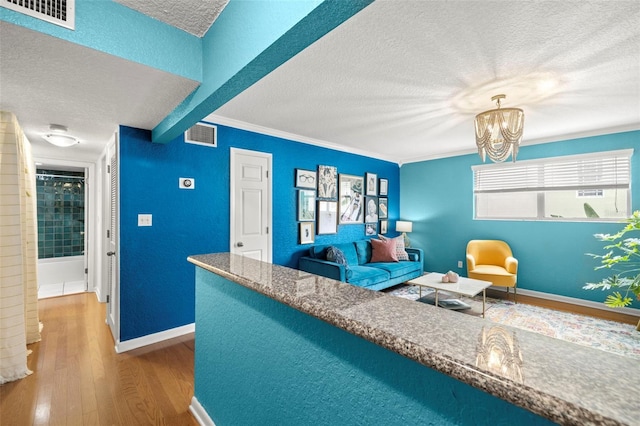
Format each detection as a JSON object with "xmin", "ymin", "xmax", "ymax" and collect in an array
[
  {"xmin": 190, "ymin": 396, "xmax": 216, "ymax": 426},
  {"xmin": 94, "ymin": 286, "xmax": 106, "ymax": 303},
  {"xmin": 492, "ymin": 286, "xmax": 640, "ymax": 317},
  {"xmin": 115, "ymin": 323, "xmax": 195, "ymax": 353}
]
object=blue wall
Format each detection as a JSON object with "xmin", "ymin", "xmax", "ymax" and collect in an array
[
  {"xmin": 119, "ymin": 124, "xmax": 399, "ymax": 341},
  {"xmin": 400, "ymin": 130, "xmax": 639, "ymax": 307},
  {"xmin": 194, "ymin": 267, "xmax": 552, "ymax": 426}
]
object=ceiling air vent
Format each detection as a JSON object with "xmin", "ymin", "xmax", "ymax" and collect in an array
[
  {"xmin": 185, "ymin": 123, "xmax": 217, "ymax": 148},
  {"xmin": 2, "ymin": 0, "xmax": 75, "ymax": 30}
]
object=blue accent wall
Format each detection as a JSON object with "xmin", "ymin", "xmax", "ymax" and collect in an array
[
  {"xmin": 400, "ymin": 130, "xmax": 639, "ymax": 307},
  {"xmin": 118, "ymin": 124, "xmax": 399, "ymax": 341},
  {"xmin": 194, "ymin": 267, "xmax": 552, "ymax": 425}
]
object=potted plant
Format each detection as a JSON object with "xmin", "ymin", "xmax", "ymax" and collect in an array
[{"xmin": 583, "ymin": 210, "xmax": 640, "ymax": 330}]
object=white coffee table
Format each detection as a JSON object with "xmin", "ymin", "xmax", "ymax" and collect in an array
[{"xmin": 407, "ymin": 272, "xmax": 493, "ymax": 317}]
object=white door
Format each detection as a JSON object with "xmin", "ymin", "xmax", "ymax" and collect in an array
[
  {"xmin": 105, "ymin": 135, "xmax": 119, "ymax": 341},
  {"xmin": 230, "ymin": 148, "xmax": 272, "ymax": 262}
]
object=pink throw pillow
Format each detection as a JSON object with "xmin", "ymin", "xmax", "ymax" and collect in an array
[
  {"xmin": 370, "ymin": 238, "xmax": 399, "ymax": 263},
  {"xmin": 378, "ymin": 234, "xmax": 409, "ymax": 261}
]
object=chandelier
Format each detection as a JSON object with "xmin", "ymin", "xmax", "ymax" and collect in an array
[{"xmin": 474, "ymin": 94, "xmax": 524, "ymax": 163}]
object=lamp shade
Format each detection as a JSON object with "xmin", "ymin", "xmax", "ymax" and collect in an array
[
  {"xmin": 395, "ymin": 221, "xmax": 412, "ymax": 233},
  {"xmin": 474, "ymin": 94, "xmax": 523, "ymax": 163}
]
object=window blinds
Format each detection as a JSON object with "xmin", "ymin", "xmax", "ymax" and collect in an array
[{"xmin": 472, "ymin": 149, "xmax": 633, "ymax": 194}]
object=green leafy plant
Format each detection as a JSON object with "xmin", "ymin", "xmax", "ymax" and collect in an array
[{"xmin": 583, "ymin": 211, "xmax": 640, "ymax": 310}]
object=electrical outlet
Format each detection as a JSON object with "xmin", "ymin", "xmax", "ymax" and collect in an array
[
  {"xmin": 138, "ymin": 214, "xmax": 152, "ymax": 227},
  {"xmin": 457, "ymin": 260, "xmax": 463, "ymax": 268}
]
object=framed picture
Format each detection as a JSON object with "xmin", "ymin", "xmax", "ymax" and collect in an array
[
  {"xmin": 366, "ymin": 172, "xmax": 377, "ymax": 196},
  {"xmin": 379, "ymin": 178, "xmax": 388, "ymax": 196},
  {"xmin": 317, "ymin": 165, "xmax": 338, "ymax": 200},
  {"xmin": 295, "ymin": 168, "xmax": 316, "ymax": 189},
  {"xmin": 317, "ymin": 200, "xmax": 338, "ymax": 235},
  {"xmin": 298, "ymin": 190, "xmax": 316, "ymax": 221},
  {"xmin": 365, "ymin": 222, "xmax": 378, "ymax": 236},
  {"xmin": 365, "ymin": 197, "xmax": 378, "ymax": 223},
  {"xmin": 380, "ymin": 219, "xmax": 388, "ymax": 234},
  {"xmin": 299, "ymin": 222, "xmax": 315, "ymax": 244},
  {"xmin": 338, "ymin": 174, "xmax": 364, "ymax": 224},
  {"xmin": 378, "ymin": 197, "xmax": 388, "ymax": 219}
]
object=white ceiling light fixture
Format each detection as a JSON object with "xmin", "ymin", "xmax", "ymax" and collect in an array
[
  {"xmin": 474, "ymin": 94, "xmax": 524, "ymax": 163},
  {"xmin": 43, "ymin": 124, "xmax": 80, "ymax": 148}
]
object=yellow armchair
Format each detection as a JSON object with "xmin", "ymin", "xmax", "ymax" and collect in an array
[{"xmin": 466, "ymin": 240, "xmax": 518, "ymax": 302}]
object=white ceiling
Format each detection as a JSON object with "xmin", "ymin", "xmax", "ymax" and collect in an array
[{"xmin": 1, "ymin": 1, "xmax": 639, "ymax": 164}]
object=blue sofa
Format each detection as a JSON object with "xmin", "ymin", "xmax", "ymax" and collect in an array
[{"xmin": 298, "ymin": 239, "xmax": 424, "ymax": 291}]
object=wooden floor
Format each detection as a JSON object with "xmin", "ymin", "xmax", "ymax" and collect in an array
[
  {"xmin": 0, "ymin": 293, "xmax": 198, "ymax": 426},
  {"xmin": 486, "ymin": 288, "xmax": 640, "ymax": 326}
]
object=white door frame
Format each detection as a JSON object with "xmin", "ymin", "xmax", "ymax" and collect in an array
[
  {"xmin": 104, "ymin": 133, "xmax": 119, "ymax": 342},
  {"xmin": 229, "ymin": 148, "xmax": 273, "ymax": 263},
  {"xmin": 33, "ymin": 156, "xmax": 95, "ymax": 294}
]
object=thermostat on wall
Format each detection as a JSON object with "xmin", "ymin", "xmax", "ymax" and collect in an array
[{"xmin": 179, "ymin": 177, "xmax": 195, "ymax": 189}]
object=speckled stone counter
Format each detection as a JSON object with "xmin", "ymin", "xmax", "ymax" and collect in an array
[{"xmin": 188, "ymin": 253, "xmax": 640, "ymax": 426}]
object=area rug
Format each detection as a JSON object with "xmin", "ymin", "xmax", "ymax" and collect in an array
[{"xmin": 385, "ymin": 284, "xmax": 640, "ymax": 360}]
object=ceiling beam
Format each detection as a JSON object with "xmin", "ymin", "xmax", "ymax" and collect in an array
[{"xmin": 151, "ymin": 0, "xmax": 374, "ymax": 144}]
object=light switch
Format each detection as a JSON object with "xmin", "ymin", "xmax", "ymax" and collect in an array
[{"xmin": 138, "ymin": 214, "xmax": 152, "ymax": 227}]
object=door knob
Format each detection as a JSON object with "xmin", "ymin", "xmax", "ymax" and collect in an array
[
  {"xmin": 107, "ymin": 251, "xmax": 116, "ymax": 256},
  {"xmin": 236, "ymin": 242, "xmax": 244, "ymax": 247}
]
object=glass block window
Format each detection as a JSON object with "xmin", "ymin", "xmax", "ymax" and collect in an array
[{"xmin": 36, "ymin": 169, "xmax": 85, "ymax": 258}]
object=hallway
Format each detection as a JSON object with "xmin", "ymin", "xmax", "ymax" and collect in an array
[{"xmin": 0, "ymin": 293, "xmax": 197, "ymax": 425}]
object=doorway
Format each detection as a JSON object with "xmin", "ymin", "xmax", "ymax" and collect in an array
[{"xmin": 35, "ymin": 166, "xmax": 87, "ymax": 298}]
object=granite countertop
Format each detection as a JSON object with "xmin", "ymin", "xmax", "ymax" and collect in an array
[{"xmin": 188, "ymin": 253, "xmax": 640, "ymax": 426}]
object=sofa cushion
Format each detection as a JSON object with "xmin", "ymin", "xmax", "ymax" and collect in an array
[
  {"xmin": 308, "ymin": 245, "xmax": 328, "ymax": 260},
  {"xmin": 370, "ymin": 238, "xmax": 398, "ymax": 263},
  {"xmin": 347, "ymin": 265, "xmax": 390, "ymax": 287},
  {"xmin": 334, "ymin": 243, "xmax": 358, "ymax": 265},
  {"xmin": 354, "ymin": 240, "xmax": 372, "ymax": 265},
  {"xmin": 378, "ymin": 235, "xmax": 409, "ymax": 261},
  {"xmin": 327, "ymin": 246, "xmax": 348, "ymax": 267},
  {"xmin": 369, "ymin": 261, "xmax": 421, "ymax": 279},
  {"xmin": 309, "ymin": 243, "xmax": 358, "ymax": 265}
]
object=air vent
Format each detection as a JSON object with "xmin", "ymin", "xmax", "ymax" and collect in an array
[
  {"xmin": 2, "ymin": 0, "xmax": 75, "ymax": 30},
  {"xmin": 185, "ymin": 122, "xmax": 217, "ymax": 148}
]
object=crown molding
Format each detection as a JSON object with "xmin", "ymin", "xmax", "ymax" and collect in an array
[
  {"xmin": 205, "ymin": 115, "xmax": 639, "ymax": 167},
  {"xmin": 204, "ymin": 114, "xmax": 403, "ymax": 165}
]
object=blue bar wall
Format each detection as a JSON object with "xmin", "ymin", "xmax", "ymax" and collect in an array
[
  {"xmin": 118, "ymin": 124, "xmax": 399, "ymax": 341},
  {"xmin": 194, "ymin": 267, "xmax": 553, "ymax": 426},
  {"xmin": 400, "ymin": 130, "xmax": 639, "ymax": 306}
]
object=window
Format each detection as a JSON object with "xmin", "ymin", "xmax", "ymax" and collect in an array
[{"xmin": 473, "ymin": 149, "xmax": 632, "ymax": 221}]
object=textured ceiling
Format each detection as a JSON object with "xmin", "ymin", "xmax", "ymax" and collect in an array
[
  {"xmin": 1, "ymin": 1, "xmax": 638, "ymax": 164},
  {"xmin": 210, "ymin": 0, "xmax": 640, "ymax": 163},
  {"xmin": 114, "ymin": 0, "xmax": 228, "ymax": 37},
  {"xmin": 0, "ymin": 22, "xmax": 200, "ymax": 161}
]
